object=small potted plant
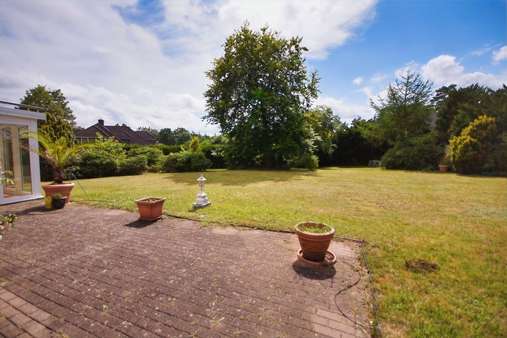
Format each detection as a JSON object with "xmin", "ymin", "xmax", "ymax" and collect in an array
[
  {"xmin": 295, "ymin": 222, "xmax": 335, "ymax": 262},
  {"xmin": 31, "ymin": 132, "xmax": 77, "ymax": 200},
  {"xmin": 135, "ymin": 197, "xmax": 166, "ymax": 221},
  {"xmin": 51, "ymin": 193, "xmax": 67, "ymax": 209},
  {"xmin": 438, "ymin": 164, "xmax": 448, "ymax": 173}
]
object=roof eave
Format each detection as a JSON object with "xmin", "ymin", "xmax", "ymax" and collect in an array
[{"xmin": 0, "ymin": 106, "xmax": 46, "ymax": 121}]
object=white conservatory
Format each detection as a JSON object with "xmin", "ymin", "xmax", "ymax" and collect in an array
[{"xmin": 0, "ymin": 102, "xmax": 45, "ymax": 205}]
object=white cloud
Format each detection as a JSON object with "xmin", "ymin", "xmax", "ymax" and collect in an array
[
  {"xmin": 317, "ymin": 95, "xmax": 373, "ymax": 122},
  {"xmin": 470, "ymin": 45, "xmax": 495, "ymax": 57},
  {"xmin": 493, "ymin": 45, "xmax": 507, "ymax": 63},
  {"xmin": 0, "ymin": 0, "xmax": 377, "ymax": 133},
  {"xmin": 352, "ymin": 77, "xmax": 364, "ymax": 86},
  {"xmin": 420, "ymin": 55, "xmax": 506, "ymax": 88},
  {"xmin": 162, "ymin": 0, "xmax": 377, "ymax": 59}
]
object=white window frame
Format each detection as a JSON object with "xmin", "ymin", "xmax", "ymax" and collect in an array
[{"xmin": 0, "ymin": 107, "xmax": 45, "ymax": 205}]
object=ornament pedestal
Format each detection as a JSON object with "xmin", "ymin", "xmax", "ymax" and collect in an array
[
  {"xmin": 192, "ymin": 175, "xmax": 211, "ymax": 209},
  {"xmin": 193, "ymin": 192, "xmax": 210, "ymax": 209}
]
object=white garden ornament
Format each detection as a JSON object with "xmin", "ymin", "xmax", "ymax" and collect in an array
[{"xmin": 193, "ymin": 175, "xmax": 211, "ymax": 209}]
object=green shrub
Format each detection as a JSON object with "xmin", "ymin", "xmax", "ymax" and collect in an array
[
  {"xmin": 156, "ymin": 144, "xmax": 181, "ymax": 155},
  {"xmin": 288, "ymin": 153, "xmax": 319, "ymax": 170},
  {"xmin": 161, "ymin": 153, "xmax": 179, "ymax": 172},
  {"xmin": 78, "ymin": 136, "xmax": 126, "ymax": 161},
  {"xmin": 449, "ymin": 115, "xmax": 497, "ymax": 174},
  {"xmin": 183, "ymin": 136, "xmax": 201, "ymax": 153},
  {"xmin": 146, "ymin": 160, "xmax": 163, "ymax": 172},
  {"xmin": 77, "ymin": 152, "xmax": 118, "ymax": 178},
  {"xmin": 161, "ymin": 151, "xmax": 211, "ymax": 172},
  {"xmin": 201, "ymin": 142, "xmax": 225, "ymax": 168},
  {"xmin": 127, "ymin": 146, "xmax": 163, "ymax": 167},
  {"xmin": 118, "ymin": 155, "xmax": 147, "ymax": 176},
  {"xmin": 177, "ymin": 151, "xmax": 212, "ymax": 171},
  {"xmin": 74, "ymin": 136, "xmax": 126, "ymax": 178},
  {"xmin": 381, "ymin": 134, "xmax": 441, "ymax": 170}
]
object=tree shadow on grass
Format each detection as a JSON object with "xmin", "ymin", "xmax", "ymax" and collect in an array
[
  {"xmin": 160, "ymin": 169, "xmax": 319, "ymax": 187},
  {"xmin": 383, "ymin": 168, "xmax": 507, "ymax": 178}
]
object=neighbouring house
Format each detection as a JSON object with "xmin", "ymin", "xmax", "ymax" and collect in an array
[
  {"xmin": 74, "ymin": 119, "xmax": 157, "ymax": 145},
  {"xmin": 0, "ymin": 101, "xmax": 45, "ymax": 205}
]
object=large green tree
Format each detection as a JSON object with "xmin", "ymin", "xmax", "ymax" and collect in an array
[
  {"xmin": 20, "ymin": 85, "xmax": 74, "ymax": 142},
  {"xmin": 204, "ymin": 24, "xmax": 319, "ymax": 168},
  {"xmin": 158, "ymin": 127, "xmax": 192, "ymax": 145},
  {"xmin": 158, "ymin": 128, "xmax": 175, "ymax": 145},
  {"xmin": 304, "ymin": 105, "xmax": 342, "ymax": 166},
  {"xmin": 172, "ymin": 128, "xmax": 192, "ymax": 145},
  {"xmin": 432, "ymin": 84, "xmax": 491, "ymax": 144}
]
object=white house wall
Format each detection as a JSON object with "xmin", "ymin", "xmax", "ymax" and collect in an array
[{"xmin": 0, "ymin": 114, "xmax": 43, "ymax": 204}]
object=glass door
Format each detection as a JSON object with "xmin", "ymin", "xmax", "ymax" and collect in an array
[{"xmin": 0, "ymin": 125, "xmax": 32, "ymax": 201}]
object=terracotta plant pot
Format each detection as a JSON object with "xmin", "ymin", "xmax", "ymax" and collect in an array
[
  {"xmin": 42, "ymin": 183, "xmax": 75, "ymax": 201},
  {"xmin": 438, "ymin": 164, "xmax": 449, "ymax": 173},
  {"xmin": 295, "ymin": 222, "xmax": 335, "ymax": 262},
  {"xmin": 51, "ymin": 196, "xmax": 67, "ymax": 209},
  {"xmin": 135, "ymin": 197, "xmax": 166, "ymax": 221}
]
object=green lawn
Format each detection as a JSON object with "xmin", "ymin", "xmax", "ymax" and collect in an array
[{"xmin": 71, "ymin": 168, "xmax": 507, "ymax": 337}]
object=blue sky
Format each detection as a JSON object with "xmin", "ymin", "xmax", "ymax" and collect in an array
[
  {"xmin": 314, "ymin": 0, "xmax": 505, "ymax": 101},
  {"xmin": 0, "ymin": 0, "xmax": 506, "ymax": 132}
]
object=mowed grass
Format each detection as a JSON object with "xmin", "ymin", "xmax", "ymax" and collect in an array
[{"xmin": 71, "ymin": 168, "xmax": 507, "ymax": 337}]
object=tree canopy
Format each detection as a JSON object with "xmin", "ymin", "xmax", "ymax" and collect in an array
[
  {"xmin": 304, "ymin": 106, "xmax": 342, "ymax": 165},
  {"xmin": 371, "ymin": 72, "xmax": 434, "ymax": 145},
  {"xmin": 204, "ymin": 24, "xmax": 319, "ymax": 168},
  {"xmin": 137, "ymin": 126, "xmax": 159, "ymax": 138},
  {"xmin": 158, "ymin": 127, "xmax": 192, "ymax": 145},
  {"xmin": 433, "ymin": 84, "xmax": 491, "ymax": 144},
  {"xmin": 20, "ymin": 85, "xmax": 74, "ymax": 143}
]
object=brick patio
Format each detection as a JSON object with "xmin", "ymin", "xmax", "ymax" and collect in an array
[{"xmin": 0, "ymin": 201, "xmax": 371, "ymax": 337}]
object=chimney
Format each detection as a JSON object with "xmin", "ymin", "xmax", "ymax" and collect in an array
[{"xmin": 98, "ymin": 119, "xmax": 104, "ymax": 126}]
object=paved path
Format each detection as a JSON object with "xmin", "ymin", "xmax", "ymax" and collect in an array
[{"xmin": 0, "ymin": 201, "xmax": 370, "ymax": 337}]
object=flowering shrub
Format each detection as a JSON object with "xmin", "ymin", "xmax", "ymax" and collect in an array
[{"xmin": 449, "ymin": 115, "xmax": 497, "ymax": 174}]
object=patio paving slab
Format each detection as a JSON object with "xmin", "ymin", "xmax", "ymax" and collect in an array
[{"xmin": 0, "ymin": 201, "xmax": 371, "ymax": 338}]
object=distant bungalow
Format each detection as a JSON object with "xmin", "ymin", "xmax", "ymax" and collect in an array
[{"xmin": 75, "ymin": 119, "xmax": 156, "ymax": 145}]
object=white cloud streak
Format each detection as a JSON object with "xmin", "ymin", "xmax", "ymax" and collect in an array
[
  {"xmin": 352, "ymin": 77, "xmax": 364, "ymax": 86},
  {"xmin": 316, "ymin": 95, "xmax": 373, "ymax": 122},
  {"xmin": 493, "ymin": 45, "xmax": 507, "ymax": 63}
]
